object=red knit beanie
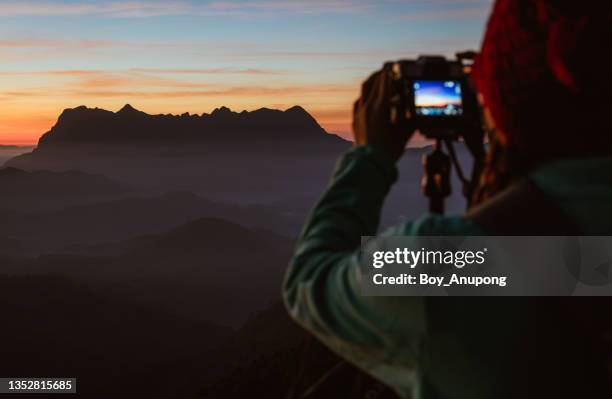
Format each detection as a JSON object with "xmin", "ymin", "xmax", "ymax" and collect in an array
[{"xmin": 473, "ymin": 0, "xmax": 612, "ymax": 157}]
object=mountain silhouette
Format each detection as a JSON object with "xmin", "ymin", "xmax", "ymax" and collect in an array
[
  {"xmin": 28, "ymin": 104, "xmax": 342, "ymax": 147},
  {"xmin": 152, "ymin": 217, "xmax": 271, "ymax": 252},
  {"xmin": 0, "ymin": 166, "xmax": 131, "ymax": 212},
  {"xmin": 0, "ymin": 216, "xmax": 293, "ymax": 327},
  {"xmin": 0, "ymin": 236, "xmax": 25, "ymax": 258},
  {"xmin": 0, "ymin": 145, "xmax": 34, "ymax": 165},
  {"xmin": 196, "ymin": 301, "xmax": 401, "ymax": 399},
  {"xmin": 95, "ymin": 216, "xmax": 293, "ymax": 326},
  {"xmin": 0, "ymin": 191, "xmax": 299, "ymax": 256},
  {"xmin": 0, "ymin": 273, "xmax": 231, "ymax": 398},
  {"xmin": 3, "ymin": 104, "xmax": 350, "ymax": 207},
  {"xmin": 0, "ymin": 104, "xmax": 470, "ymax": 398}
]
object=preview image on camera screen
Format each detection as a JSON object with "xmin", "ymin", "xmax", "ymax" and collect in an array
[{"xmin": 414, "ymin": 80, "xmax": 463, "ymax": 116}]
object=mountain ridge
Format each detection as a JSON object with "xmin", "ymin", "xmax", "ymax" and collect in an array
[
  {"xmin": 0, "ymin": 166, "xmax": 132, "ymax": 212},
  {"xmin": 35, "ymin": 104, "xmax": 344, "ymax": 148}
]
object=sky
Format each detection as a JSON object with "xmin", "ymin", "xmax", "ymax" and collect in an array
[{"xmin": 0, "ymin": 0, "xmax": 494, "ymax": 145}]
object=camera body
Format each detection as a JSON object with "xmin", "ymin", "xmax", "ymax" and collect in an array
[{"xmin": 391, "ymin": 54, "xmax": 481, "ymax": 140}]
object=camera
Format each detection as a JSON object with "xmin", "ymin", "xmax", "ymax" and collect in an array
[{"xmin": 390, "ymin": 52, "xmax": 482, "ymax": 140}]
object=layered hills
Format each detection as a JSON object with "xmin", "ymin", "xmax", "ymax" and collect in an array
[
  {"xmin": 0, "ymin": 167, "xmax": 131, "ymax": 211},
  {"xmin": 4, "ymin": 105, "xmax": 350, "ymax": 208}
]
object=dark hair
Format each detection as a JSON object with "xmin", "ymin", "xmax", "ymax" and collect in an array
[
  {"xmin": 470, "ymin": 0, "xmax": 612, "ymax": 206},
  {"xmin": 470, "ymin": 136, "xmax": 534, "ymax": 206},
  {"xmin": 473, "ymin": 0, "xmax": 612, "ymax": 162}
]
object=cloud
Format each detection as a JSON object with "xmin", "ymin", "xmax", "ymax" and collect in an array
[
  {"xmin": 0, "ymin": 39, "xmax": 65, "ymax": 48},
  {"xmin": 129, "ymin": 68, "xmax": 287, "ymax": 75},
  {"xmin": 0, "ymin": 37, "xmax": 407, "ymax": 64},
  {"xmin": 0, "ymin": 2, "xmax": 191, "ymax": 18},
  {"xmin": 0, "ymin": 65, "xmax": 355, "ymax": 99},
  {"xmin": 65, "ymin": 83, "xmax": 356, "ymax": 98},
  {"xmin": 0, "ymin": 0, "xmax": 374, "ymax": 18},
  {"xmin": 0, "ymin": 38, "xmax": 183, "ymax": 50},
  {"xmin": 0, "ymin": 70, "xmax": 102, "ymax": 76},
  {"xmin": 400, "ymin": 6, "xmax": 491, "ymax": 21},
  {"xmin": 0, "ymin": 84, "xmax": 355, "ymax": 100},
  {"xmin": 204, "ymin": 1, "xmax": 374, "ymax": 16},
  {"xmin": 0, "ymin": 68, "xmax": 287, "ymax": 77},
  {"xmin": 396, "ymin": 0, "xmax": 493, "ymax": 20}
]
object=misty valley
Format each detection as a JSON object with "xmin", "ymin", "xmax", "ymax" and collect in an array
[{"xmin": 0, "ymin": 105, "xmax": 470, "ymax": 398}]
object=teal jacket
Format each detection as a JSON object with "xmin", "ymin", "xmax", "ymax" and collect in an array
[{"xmin": 283, "ymin": 146, "xmax": 612, "ymax": 399}]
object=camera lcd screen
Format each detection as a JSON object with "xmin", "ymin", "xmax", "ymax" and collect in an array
[{"xmin": 414, "ymin": 80, "xmax": 463, "ymax": 117}]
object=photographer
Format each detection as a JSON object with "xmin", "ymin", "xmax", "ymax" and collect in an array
[{"xmin": 284, "ymin": 1, "xmax": 612, "ymax": 398}]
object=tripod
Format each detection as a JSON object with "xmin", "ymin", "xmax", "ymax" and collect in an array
[{"xmin": 422, "ymin": 137, "xmax": 472, "ymax": 214}]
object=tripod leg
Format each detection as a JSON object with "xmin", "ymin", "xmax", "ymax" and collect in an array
[{"xmin": 429, "ymin": 196, "xmax": 444, "ymax": 214}]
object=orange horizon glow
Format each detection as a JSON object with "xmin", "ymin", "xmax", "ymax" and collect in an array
[
  {"xmin": 0, "ymin": 102, "xmax": 354, "ymax": 146},
  {"xmin": 0, "ymin": 68, "xmax": 361, "ymax": 145}
]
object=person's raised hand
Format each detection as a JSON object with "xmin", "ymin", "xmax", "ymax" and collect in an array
[{"xmin": 352, "ymin": 64, "xmax": 415, "ymax": 162}]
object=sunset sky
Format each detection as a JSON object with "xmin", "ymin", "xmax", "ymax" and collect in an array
[{"xmin": 0, "ymin": 0, "xmax": 493, "ymax": 145}]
